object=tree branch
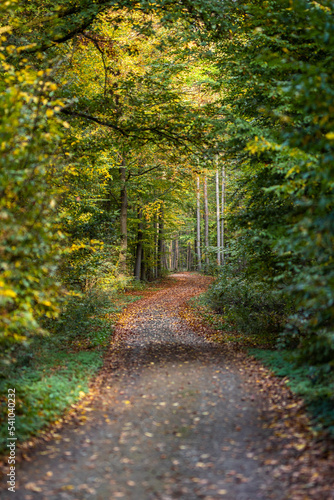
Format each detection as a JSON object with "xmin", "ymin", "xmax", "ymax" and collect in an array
[
  {"xmin": 60, "ymin": 109, "xmax": 130, "ymax": 136},
  {"xmin": 129, "ymin": 165, "xmax": 162, "ymax": 178}
]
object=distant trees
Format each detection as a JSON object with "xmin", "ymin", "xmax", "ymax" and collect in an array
[
  {"xmin": 210, "ymin": 0, "xmax": 334, "ymax": 371},
  {"xmin": 1, "ymin": 0, "xmax": 334, "ymax": 382},
  {"xmin": 0, "ymin": 3, "xmax": 218, "ymax": 362}
]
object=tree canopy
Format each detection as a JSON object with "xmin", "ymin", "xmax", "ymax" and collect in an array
[{"xmin": 1, "ymin": 0, "xmax": 334, "ymax": 403}]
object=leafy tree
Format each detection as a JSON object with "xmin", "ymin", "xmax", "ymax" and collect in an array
[
  {"xmin": 0, "ymin": 29, "xmax": 67, "ymax": 361},
  {"xmin": 210, "ymin": 0, "xmax": 334, "ymax": 372}
]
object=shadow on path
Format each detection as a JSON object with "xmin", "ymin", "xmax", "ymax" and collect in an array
[{"xmin": 1, "ymin": 273, "xmax": 330, "ymax": 500}]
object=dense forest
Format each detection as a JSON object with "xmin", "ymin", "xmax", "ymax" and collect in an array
[{"xmin": 1, "ymin": 0, "xmax": 334, "ymax": 441}]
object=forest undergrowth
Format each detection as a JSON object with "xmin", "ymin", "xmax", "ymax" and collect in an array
[
  {"xmin": 0, "ymin": 281, "xmax": 148, "ymax": 458},
  {"xmin": 186, "ymin": 287, "xmax": 334, "ymax": 438}
]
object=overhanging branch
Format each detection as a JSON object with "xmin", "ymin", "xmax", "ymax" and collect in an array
[{"xmin": 60, "ymin": 109, "xmax": 130, "ymax": 137}]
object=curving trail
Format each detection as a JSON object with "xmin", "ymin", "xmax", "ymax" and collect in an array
[{"xmin": 1, "ymin": 273, "xmax": 333, "ymax": 499}]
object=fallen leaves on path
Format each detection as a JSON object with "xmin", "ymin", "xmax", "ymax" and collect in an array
[
  {"xmin": 180, "ymin": 281, "xmax": 334, "ymax": 500},
  {"xmin": 1, "ymin": 273, "xmax": 333, "ymax": 500}
]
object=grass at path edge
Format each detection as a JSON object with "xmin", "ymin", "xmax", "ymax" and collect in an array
[
  {"xmin": 0, "ymin": 288, "xmax": 143, "ymax": 458},
  {"xmin": 187, "ymin": 293, "xmax": 334, "ymax": 437}
]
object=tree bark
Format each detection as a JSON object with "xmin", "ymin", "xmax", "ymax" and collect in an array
[
  {"xmin": 119, "ymin": 157, "xmax": 128, "ymax": 274},
  {"xmin": 140, "ymin": 247, "xmax": 145, "ymax": 281},
  {"xmin": 175, "ymin": 238, "xmax": 179, "ymax": 271},
  {"xmin": 187, "ymin": 241, "xmax": 192, "ymax": 271},
  {"xmin": 196, "ymin": 175, "xmax": 201, "ymax": 270},
  {"xmin": 221, "ymin": 163, "xmax": 225, "ymax": 266},
  {"xmin": 157, "ymin": 205, "xmax": 164, "ymax": 277},
  {"xmin": 134, "ymin": 207, "xmax": 143, "ymax": 279},
  {"xmin": 163, "ymin": 242, "xmax": 168, "ymax": 269},
  {"xmin": 216, "ymin": 163, "xmax": 221, "ymax": 266},
  {"xmin": 203, "ymin": 174, "xmax": 209, "ymax": 266},
  {"xmin": 154, "ymin": 214, "xmax": 158, "ymax": 278}
]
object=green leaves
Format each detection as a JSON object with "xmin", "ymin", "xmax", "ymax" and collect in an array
[
  {"xmin": 0, "ymin": 46, "xmax": 65, "ymax": 359},
  {"xmin": 208, "ymin": 0, "xmax": 334, "ymax": 377}
]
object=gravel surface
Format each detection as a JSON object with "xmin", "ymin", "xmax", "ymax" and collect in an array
[{"xmin": 0, "ymin": 273, "xmax": 312, "ymax": 499}]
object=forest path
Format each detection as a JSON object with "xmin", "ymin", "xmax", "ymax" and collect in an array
[{"xmin": 1, "ymin": 273, "xmax": 331, "ymax": 500}]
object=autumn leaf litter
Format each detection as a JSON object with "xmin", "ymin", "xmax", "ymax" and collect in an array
[{"xmin": 1, "ymin": 273, "xmax": 333, "ymax": 500}]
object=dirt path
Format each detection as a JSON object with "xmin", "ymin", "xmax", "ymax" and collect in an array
[{"xmin": 1, "ymin": 273, "xmax": 333, "ymax": 499}]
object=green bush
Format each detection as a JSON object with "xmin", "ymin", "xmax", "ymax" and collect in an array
[
  {"xmin": 51, "ymin": 288, "xmax": 114, "ymax": 344},
  {"xmin": 0, "ymin": 284, "xmax": 141, "ymax": 455},
  {"xmin": 47, "ymin": 286, "xmax": 140, "ymax": 348},
  {"xmin": 207, "ymin": 269, "xmax": 289, "ymax": 340}
]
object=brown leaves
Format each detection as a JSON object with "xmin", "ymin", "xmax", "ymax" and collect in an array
[{"xmin": 2, "ymin": 274, "xmax": 334, "ymax": 500}]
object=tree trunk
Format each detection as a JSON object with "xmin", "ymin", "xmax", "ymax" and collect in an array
[
  {"xmin": 163, "ymin": 242, "xmax": 168, "ymax": 269},
  {"xmin": 140, "ymin": 247, "xmax": 145, "ymax": 281},
  {"xmin": 175, "ymin": 238, "xmax": 179, "ymax": 270},
  {"xmin": 216, "ymin": 164, "xmax": 221, "ymax": 266},
  {"xmin": 196, "ymin": 176, "xmax": 201, "ymax": 270},
  {"xmin": 119, "ymin": 157, "xmax": 128, "ymax": 274},
  {"xmin": 157, "ymin": 205, "xmax": 164, "ymax": 277},
  {"xmin": 153, "ymin": 214, "xmax": 158, "ymax": 278},
  {"xmin": 134, "ymin": 207, "xmax": 143, "ymax": 279},
  {"xmin": 221, "ymin": 163, "xmax": 225, "ymax": 266},
  {"xmin": 204, "ymin": 174, "xmax": 209, "ymax": 266}
]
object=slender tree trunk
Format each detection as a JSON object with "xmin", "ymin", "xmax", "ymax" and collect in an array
[
  {"xmin": 176, "ymin": 238, "xmax": 180, "ymax": 269},
  {"xmin": 216, "ymin": 163, "xmax": 221, "ymax": 266},
  {"xmin": 140, "ymin": 247, "xmax": 145, "ymax": 281},
  {"xmin": 203, "ymin": 174, "xmax": 209, "ymax": 266},
  {"xmin": 163, "ymin": 242, "xmax": 168, "ymax": 269},
  {"xmin": 134, "ymin": 207, "xmax": 143, "ymax": 279},
  {"xmin": 187, "ymin": 241, "xmax": 191, "ymax": 271},
  {"xmin": 153, "ymin": 214, "xmax": 159, "ymax": 278},
  {"xmin": 196, "ymin": 176, "xmax": 201, "ymax": 270},
  {"xmin": 166, "ymin": 242, "xmax": 169, "ymax": 271},
  {"xmin": 175, "ymin": 238, "xmax": 179, "ymax": 270},
  {"xmin": 119, "ymin": 157, "xmax": 128, "ymax": 274},
  {"xmin": 157, "ymin": 206, "xmax": 164, "ymax": 277},
  {"xmin": 221, "ymin": 163, "xmax": 225, "ymax": 266}
]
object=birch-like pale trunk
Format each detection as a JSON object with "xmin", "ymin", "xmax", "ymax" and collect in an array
[
  {"xmin": 196, "ymin": 175, "xmax": 201, "ymax": 270},
  {"xmin": 172, "ymin": 240, "xmax": 175, "ymax": 270},
  {"xmin": 204, "ymin": 175, "xmax": 209, "ymax": 266},
  {"xmin": 215, "ymin": 166, "xmax": 221, "ymax": 266},
  {"xmin": 221, "ymin": 163, "xmax": 225, "ymax": 265}
]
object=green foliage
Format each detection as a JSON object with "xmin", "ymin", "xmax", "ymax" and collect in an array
[
  {"xmin": 0, "ymin": 347, "xmax": 102, "ymax": 454},
  {"xmin": 0, "ymin": 36, "xmax": 67, "ymax": 362},
  {"xmin": 207, "ymin": 268, "xmax": 289, "ymax": 340},
  {"xmin": 2, "ymin": 0, "xmax": 334, "ymax": 442},
  {"xmin": 0, "ymin": 283, "xmax": 140, "ymax": 454},
  {"xmin": 49, "ymin": 287, "xmax": 140, "ymax": 347},
  {"xmin": 212, "ymin": 0, "xmax": 334, "ymax": 372}
]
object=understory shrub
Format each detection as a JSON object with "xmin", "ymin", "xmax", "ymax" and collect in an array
[
  {"xmin": 0, "ymin": 282, "xmax": 141, "ymax": 455},
  {"xmin": 207, "ymin": 268, "xmax": 289, "ymax": 339},
  {"xmin": 50, "ymin": 287, "xmax": 116, "ymax": 345}
]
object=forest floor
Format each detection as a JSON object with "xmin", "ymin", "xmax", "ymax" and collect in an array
[{"xmin": 1, "ymin": 273, "xmax": 334, "ymax": 500}]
